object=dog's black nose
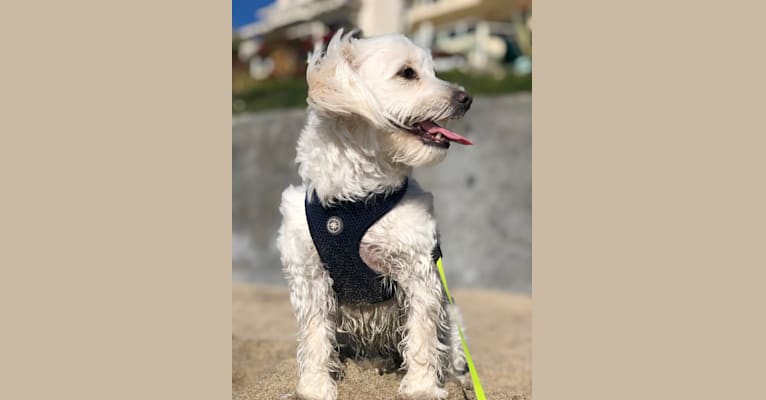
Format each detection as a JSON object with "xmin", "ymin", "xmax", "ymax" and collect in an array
[{"xmin": 453, "ymin": 90, "xmax": 473, "ymax": 109}]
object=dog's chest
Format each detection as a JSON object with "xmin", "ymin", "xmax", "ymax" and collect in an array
[
  {"xmin": 304, "ymin": 183, "xmax": 410, "ymax": 304},
  {"xmin": 301, "ymin": 179, "xmax": 439, "ymax": 305}
]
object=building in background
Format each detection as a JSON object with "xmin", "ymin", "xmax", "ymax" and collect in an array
[
  {"xmin": 406, "ymin": 0, "xmax": 531, "ymax": 74},
  {"xmin": 235, "ymin": 0, "xmax": 531, "ymax": 80}
]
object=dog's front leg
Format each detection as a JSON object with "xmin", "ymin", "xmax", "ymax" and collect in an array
[
  {"xmin": 446, "ymin": 304, "xmax": 471, "ymax": 388},
  {"xmin": 286, "ymin": 262, "xmax": 340, "ymax": 400},
  {"xmin": 396, "ymin": 256, "xmax": 449, "ymax": 400}
]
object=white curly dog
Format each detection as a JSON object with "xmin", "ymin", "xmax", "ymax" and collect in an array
[{"xmin": 277, "ymin": 30, "xmax": 475, "ymax": 400}]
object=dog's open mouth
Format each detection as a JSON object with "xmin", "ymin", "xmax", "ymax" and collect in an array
[{"xmin": 405, "ymin": 120, "xmax": 473, "ymax": 148}]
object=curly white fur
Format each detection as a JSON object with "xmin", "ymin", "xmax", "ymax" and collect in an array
[{"xmin": 276, "ymin": 31, "xmax": 472, "ymax": 400}]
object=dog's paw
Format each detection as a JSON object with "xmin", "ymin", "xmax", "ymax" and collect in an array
[
  {"xmin": 371, "ymin": 357, "xmax": 400, "ymax": 375},
  {"xmin": 295, "ymin": 374, "xmax": 337, "ymax": 400},
  {"xmin": 398, "ymin": 372, "xmax": 448, "ymax": 400},
  {"xmin": 395, "ymin": 386, "xmax": 448, "ymax": 400},
  {"xmin": 280, "ymin": 393, "xmax": 330, "ymax": 400},
  {"xmin": 284, "ymin": 391, "xmax": 335, "ymax": 400},
  {"xmin": 395, "ymin": 390, "xmax": 448, "ymax": 400},
  {"xmin": 453, "ymin": 372, "xmax": 472, "ymax": 389}
]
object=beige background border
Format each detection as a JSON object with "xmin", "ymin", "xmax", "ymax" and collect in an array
[
  {"xmin": 534, "ymin": 1, "xmax": 766, "ymax": 399},
  {"xmin": 0, "ymin": 1, "xmax": 231, "ymax": 399},
  {"xmin": 2, "ymin": 0, "xmax": 765, "ymax": 399}
]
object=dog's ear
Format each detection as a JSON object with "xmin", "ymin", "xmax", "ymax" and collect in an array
[{"xmin": 306, "ymin": 30, "xmax": 390, "ymax": 128}]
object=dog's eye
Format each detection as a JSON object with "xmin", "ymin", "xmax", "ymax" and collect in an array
[{"xmin": 397, "ymin": 66, "xmax": 418, "ymax": 80}]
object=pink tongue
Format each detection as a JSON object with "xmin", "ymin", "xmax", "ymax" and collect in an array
[{"xmin": 419, "ymin": 121, "xmax": 473, "ymax": 145}]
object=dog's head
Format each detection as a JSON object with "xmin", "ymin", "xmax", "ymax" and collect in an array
[{"xmin": 306, "ymin": 30, "xmax": 473, "ymax": 167}]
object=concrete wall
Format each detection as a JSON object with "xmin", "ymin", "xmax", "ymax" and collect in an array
[{"xmin": 233, "ymin": 93, "xmax": 531, "ymax": 293}]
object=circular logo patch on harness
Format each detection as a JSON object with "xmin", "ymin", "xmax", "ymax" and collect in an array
[{"xmin": 326, "ymin": 216, "xmax": 343, "ymax": 235}]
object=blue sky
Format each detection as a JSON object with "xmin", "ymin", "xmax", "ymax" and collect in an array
[{"xmin": 233, "ymin": 0, "xmax": 274, "ymax": 29}]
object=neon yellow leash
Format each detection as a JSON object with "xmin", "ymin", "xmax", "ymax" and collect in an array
[{"xmin": 436, "ymin": 257, "xmax": 487, "ymax": 400}]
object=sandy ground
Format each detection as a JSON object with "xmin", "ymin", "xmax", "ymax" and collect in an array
[{"xmin": 233, "ymin": 284, "xmax": 531, "ymax": 400}]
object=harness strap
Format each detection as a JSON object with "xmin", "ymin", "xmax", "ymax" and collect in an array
[{"xmin": 304, "ymin": 179, "xmax": 408, "ymax": 304}]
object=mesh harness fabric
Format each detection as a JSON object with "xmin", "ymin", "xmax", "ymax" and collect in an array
[{"xmin": 304, "ymin": 179, "xmax": 410, "ymax": 304}]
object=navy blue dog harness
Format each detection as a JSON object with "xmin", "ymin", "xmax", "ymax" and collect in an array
[{"xmin": 305, "ymin": 179, "xmax": 410, "ymax": 305}]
